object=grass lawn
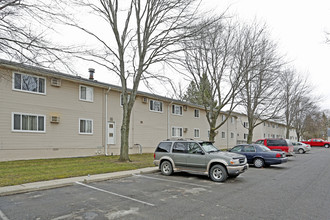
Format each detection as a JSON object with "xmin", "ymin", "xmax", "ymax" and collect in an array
[{"xmin": 0, "ymin": 154, "xmax": 154, "ymax": 187}]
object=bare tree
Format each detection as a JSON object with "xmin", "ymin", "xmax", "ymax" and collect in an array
[
  {"xmin": 180, "ymin": 19, "xmax": 246, "ymax": 142},
  {"xmin": 302, "ymin": 109, "xmax": 328, "ymax": 140},
  {"xmin": 293, "ymin": 95, "xmax": 320, "ymax": 141},
  {"xmin": 65, "ymin": 0, "xmax": 201, "ymax": 161},
  {"xmin": 238, "ymin": 22, "xmax": 284, "ymax": 144},
  {"xmin": 280, "ymin": 68, "xmax": 313, "ymax": 139},
  {"xmin": 0, "ymin": 0, "xmax": 74, "ymax": 71}
]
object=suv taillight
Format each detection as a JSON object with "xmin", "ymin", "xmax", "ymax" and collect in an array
[
  {"xmin": 276, "ymin": 153, "xmax": 281, "ymax": 158},
  {"xmin": 154, "ymin": 153, "xmax": 156, "ymax": 159}
]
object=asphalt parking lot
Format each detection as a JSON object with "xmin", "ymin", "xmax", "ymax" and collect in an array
[{"xmin": 1, "ymin": 148, "xmax": 330, "ymax": 220}]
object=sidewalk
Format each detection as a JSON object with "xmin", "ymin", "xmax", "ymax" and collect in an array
[{"xmin": 0, "ymin": 167, "xmax": 158, "ymax": 197}]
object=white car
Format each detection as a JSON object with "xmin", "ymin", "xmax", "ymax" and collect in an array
[{"xmin": 292, "ymin": 142, "xmax": 311, "ymax": 154}]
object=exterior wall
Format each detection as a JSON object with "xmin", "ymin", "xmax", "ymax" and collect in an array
[
  {"xmin": 0, "ymin": 68, "xmax": 105, "ymax": 161},
  {"xmin": 235, "ymin": 114, "xmax": 297, "ymax": 144},
  {"xmin": 0, "ymin": 61, "xmax": 298, "ymax": 161}
]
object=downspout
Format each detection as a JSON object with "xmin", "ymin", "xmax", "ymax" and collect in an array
[
  {"xmin": 105, "ymin": 87, "xmax": 111, "ymax": 156},
  {"xmin": 167, "ymin": 101, "xmax": 174, "ymax": 139}
]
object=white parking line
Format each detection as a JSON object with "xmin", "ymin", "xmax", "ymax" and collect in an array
[
  {"xmin": 0, "ymin": 210, "xmax": 9, "ymax": 220},
  {"xmin": 75, "ymin": 182, "xmax": 155, "ymax": 207},
  {"xmin": 133, "ymin": 174, "xmax": 216, "ymax": 188}
]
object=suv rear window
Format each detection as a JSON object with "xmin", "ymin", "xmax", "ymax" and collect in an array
[
  {"xmin": 155, "ymin": 142, "xmax": 172, "ymax": 153},
  {"xmin": 267, "ymin": 139, "xmax": 287, "ymax": 146}
]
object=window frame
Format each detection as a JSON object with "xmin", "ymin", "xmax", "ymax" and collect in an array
[
  {"xmin": 194, "ymin": 128, "xmax": 200, "ymax": 138},
  {"xmin": 194, "ymin": 109, "xmax": 200, "ymax": 118},
  {"xmin": 12, "ymin": 72, "xmax": 46, "ymax": 95},
  {"xmin": 171, "ymin": 126, "xmax": 183, "ymax": 137},
  {"xmin": 172, "ymin": 104, "xmax": 183, "ymax": 116},
  {"xmin": 79, "ymin": 85, "xmax": 94, "ymax": 102},
  {"xmin": 12, "ymin": 112, "xmax": 46, "ymax": 133},
  {"xmin": 79, "ymin": 118, "xmax": 93, "ymax": 134},
  {"xmin": 221, "ymin": 132, "xmax": 226, "ymax": 139},
  {"xmin": 149, "ymin": 99, "xmax": 163, "ymax": 113}
]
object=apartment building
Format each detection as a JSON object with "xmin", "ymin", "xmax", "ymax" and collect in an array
[
  {"xmin": 0, "ymin": 59, "xmax": 296, "ymax": 161},
  {"xmin": 235, "ymin": 113, "xmax": 297, "ymax": 144},
  {"xmin": 0, "ymin": 59, "xmax": 225, "ymax": 161}
]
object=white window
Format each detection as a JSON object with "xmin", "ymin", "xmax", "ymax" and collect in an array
[
  {"xmin": 12, "ymin": 113, "xmax": 45, "ymax": 132},
  {"xmin": 150, "ymin": 100, "xmax": 163, "ymax": 112},
  {"xmin": 222, "ymin": 132, "xmax": 226, "ymax": 138},
  {"xmin": 231, "ymin": 132, "xmax": 234, "ymax": 138},
  {"xmin": 80, "ymin": 85, "xmax": 93, "ymax": 102},
  {"xmin": 222, "ymin": 115, "xmax": 225, "ymax": 121},
  {"xmin": 172, "ymin": 104, "xmax": 183, "ymax": 115},
  {"xmin": 231, "ymin": 117, "xmax": 234, "ymax": 124},
  {"xmin": 13, "ymin": 72, "xmax": 45, "ymax": 94},
  {"xmin": 194, "ymin": 129, "xmax": 200, "ymax": 138},
  {"xmin": 194, "ymin": 109, "xmax": 200, "ymax": 118},
  {"xmin": 172, "ymin": 127, "xmax": 183, "ymax": 137},
  {"xmin": 79, "ymin": 119, "xmax": 93, "ymax": 134},
  {"xmin": 244, "ymin": 133, "xmax": 248, "ymax": 139},
  {"xmin": 243, "ymin": 122, "xmax": 249, "ymax": 128},
  {"xmin": 120, "ymin": 93, "xmax": 130, "ymax": 107}
]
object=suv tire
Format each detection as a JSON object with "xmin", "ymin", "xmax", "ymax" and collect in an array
[
  {"xmin": 325, "ymin": 144, "xmax": 329, "ymax": 148},
  {"xmin": 209, "ymin": 164, "xmax": 228, "ymax": 182},
  {"xmin": 160, "ymin": 160, "xmax": 173, "ymax": 176},
  {"xmin": 253, "ymin": 158, "xmax": 264, "ymax": 168}
]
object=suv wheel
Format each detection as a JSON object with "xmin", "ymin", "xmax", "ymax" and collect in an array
[
  {"xmin": 209, "ymin": 164, "xmax": 228, "ymax": 182},
  {"xmin": 160, "ymin": 160, "xmax": 173, "ymax": 176},
  {"xmin": 325, "ymin": 144, "xmax": 329, "ymax": 148},
  {"xmin": 254, "ymin": 158, "xmax": 264, "ymax": 168},
  {"xmin": 298, "ymin": 148, "xmax": 305, "ymax": 154}
]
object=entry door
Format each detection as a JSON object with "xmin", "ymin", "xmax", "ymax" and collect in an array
[{"xmin": 107, "ymin": 122, "xmax": 116, "ymax": 145}]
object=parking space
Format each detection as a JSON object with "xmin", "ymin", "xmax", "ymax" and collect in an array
[{"xmin": 1, "ymin": 148, "xmax": 330, "ymax": 219}]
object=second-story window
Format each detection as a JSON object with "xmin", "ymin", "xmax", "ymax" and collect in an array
[
  {"xmin": 172, "ymin": 104, "xmax": 182, "ymax": 116},
  {"xmin": 80, "ymin": 85, "xmax": 93, "ymax": 102},
  {"xmin": 194, "ymin": 109, "xmax": 200, "ymax": 118},
  {"xmin": 13, "ymin": 72, "xmax": 45, "ymax": 94},
  {"xmin": 150, "ymin": 100, "xmax": 163, "ymax": 112}
]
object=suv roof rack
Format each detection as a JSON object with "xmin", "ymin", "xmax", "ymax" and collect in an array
[{"xmin": 164, "ymin": 138, "xmax": 195, "ymax": 141}]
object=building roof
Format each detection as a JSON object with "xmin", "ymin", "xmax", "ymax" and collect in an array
[{"xmin": 0, "ymin": 58, "xmax": 205, "ymax": 109}]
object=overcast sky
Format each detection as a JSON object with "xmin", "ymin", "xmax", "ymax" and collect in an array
[
  {"xmin": 73, "ymin": 0, "xmax": 330, "ymax": 110},
  {"xmin": 203, "ymin": 0, "xmax": 330, "ymax": 110}
]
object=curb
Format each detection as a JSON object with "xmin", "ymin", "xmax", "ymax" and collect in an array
[{"xmin": 0, "ymin": 167, "xmax": 159, "ymax": 197}]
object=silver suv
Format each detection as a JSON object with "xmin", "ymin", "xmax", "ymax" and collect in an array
[{"xmin": 153, "ymin": 139, "xmax": 248, "ymax": 182}]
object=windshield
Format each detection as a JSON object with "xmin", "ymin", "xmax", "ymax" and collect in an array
[{"xmin": 200, "ymin": 142, "xmax": 219, "ymax": 153}]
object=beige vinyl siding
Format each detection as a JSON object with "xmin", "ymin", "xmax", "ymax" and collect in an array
[{"xmin": 0, "ymin": 69, "xmax": 105, "ymax": 160}]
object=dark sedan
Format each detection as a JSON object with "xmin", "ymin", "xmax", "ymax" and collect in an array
[{"xmin": 229, "ymin": 144, "xmax": 288, "ymax": 168}]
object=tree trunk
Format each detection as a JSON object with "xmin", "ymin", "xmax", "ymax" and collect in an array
[
  {"xmin": 119, "ymin": 106, "xmax": 132, "ymax": 162},
  {"xmin": 286, "ymin": 125, "xmax": 290, "ymax": 139},
  {"xmin": 209, "ymin": 128, "xmax": 217, "ymax": 142},
  {"xmin": 247, "ymin": 127, "xmax": 254, "ymax": 144}
]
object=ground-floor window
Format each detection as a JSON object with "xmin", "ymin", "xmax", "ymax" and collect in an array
[
  {"xmin": 12, "ymin": 113, "xmax": 45, "ymax": 132},
  {"xmin": 79, "ymin": 118, "xmax": 93, "ymax": 134},
  {"xmin": 194, "ymin": 128, "xmax": 200, "ymax": 138},
  {"xmin": 172, "ymin": 127, "xmax": 183, "ymax": 137}
]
